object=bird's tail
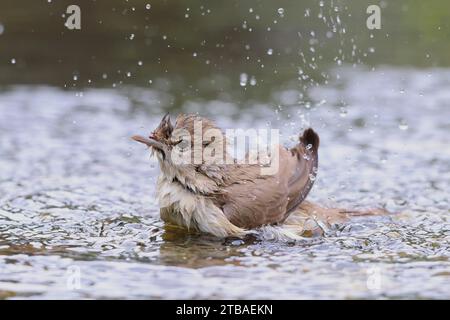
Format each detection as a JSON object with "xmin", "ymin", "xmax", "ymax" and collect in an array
[{"xmin": 255, "ymin": 201, "xmax": 388, "ymax": 242}]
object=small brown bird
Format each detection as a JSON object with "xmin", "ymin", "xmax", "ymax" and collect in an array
[{"xmin": 133, "ymin": 114, "xmax": 382, "ymax": 240}]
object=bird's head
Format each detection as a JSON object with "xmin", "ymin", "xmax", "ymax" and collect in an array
[
  {"xmin": 132, "ymin": 113, "xmax": 228, "ymax": 184},
  {"xmin": 132, "ymin": 113, "xmax": 174, "ymax": 160}
]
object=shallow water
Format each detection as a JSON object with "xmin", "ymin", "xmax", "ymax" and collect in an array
[{"xmin": 0, "ymin": 67, "xmax": 449, "ymax": 299}]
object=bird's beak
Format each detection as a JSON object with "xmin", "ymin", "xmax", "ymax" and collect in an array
[{"xmin": 131, "ymin": 135, "xmax": 165, "ymax": 150}]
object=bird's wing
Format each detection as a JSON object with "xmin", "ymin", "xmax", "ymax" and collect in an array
[
  {"xmin": 212, "ymin": 129, "xmax": 319, "ymax": 229},
  {"xmin": 212, "ymin": 157, "xmax": 290, "ymax": 229}
]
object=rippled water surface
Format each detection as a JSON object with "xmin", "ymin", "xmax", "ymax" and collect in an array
[{"xmin": 0, "ymin": 68, "xmax": 449, "ymax": 299}]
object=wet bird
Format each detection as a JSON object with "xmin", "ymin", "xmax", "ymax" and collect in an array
[{"xmin": 132, "ymin": 114, "xmax": 382, "ymax": 240}]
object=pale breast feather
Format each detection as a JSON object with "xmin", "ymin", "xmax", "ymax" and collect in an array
[{"xmin": 156, "ymin": 176, "xmax": 247, "ymax": 237}]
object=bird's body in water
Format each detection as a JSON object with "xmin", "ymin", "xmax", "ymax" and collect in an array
[{"xmin": 133, "ymin": 114, "xmax": 384, "ymax": 240}]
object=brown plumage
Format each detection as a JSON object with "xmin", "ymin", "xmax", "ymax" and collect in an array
[
  {"xmin": 211, "ymin": 128, "xmax": 318, "ymax": 229},
  {"xmin": 132, "ymin": 113, "xmax": 384, "ymax": 239}
]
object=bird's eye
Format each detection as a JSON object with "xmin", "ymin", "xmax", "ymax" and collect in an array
[{"xmin": 174, "ymin": 139, "xmax": 190, "ymax": 151}]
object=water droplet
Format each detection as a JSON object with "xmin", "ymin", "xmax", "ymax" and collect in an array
[
  {"xmin": 306, "ymin": 144, "xmax": 312, "ymax": 150},
  {"xmin": 277, "ymin": 8, "xmax": 285, "ymax": 17},
  {"xmin": 398, "ymin": 120, "xmax": 409, "ymax": 130},
  {"xmin": 138, "ymin": 60, "xmax": 143, "ymax": 66},
  {"xmin": 267, "ymin": 48, "xmax": 273, "ymax": 55},
  {"xmin": 10, "ymin": 58, "xmax": 16, "ymax": 64},
  {"xmin": 249, "ymin": 76, "xmax": 257, "ymax": 86},
  {"xmin": 239, "ymin": 73, "xmax": 248, "ymax": 87},
  {"xmin": 231, "ymin": 239, "xmax": 244, "ymax": 246},
  {"xmin": 129, "ymin": 33, "xmax": 135, "ymax": 40},
  {"xmin": 126, "ymin": 72, "xmax": 131, "ymax": 77},
  {"xmin": 145, "ymin": 4, "xmax": 151, "ymax": 10},
  {"xmin": 73, "ymin": 75, "xmax": 78, "ymax": 81},
  {"xmin": 102, "ymin": 73, "xmax": 108, "ymax": 79},
  {"xmin": 309, "ymin": 174, "xmax": 316, "ymax": 181},
  {"xmin": 339, "ymin": 107, "xmax": 347, "ymax": 117}
]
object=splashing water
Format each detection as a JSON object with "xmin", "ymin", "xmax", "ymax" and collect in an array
[{"xmin": 0, "ymin": 66, "xmax": 449, "ymax": 299}]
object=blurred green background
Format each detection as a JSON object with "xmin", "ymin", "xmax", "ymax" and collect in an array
[{"xmin": 0, "ymin": 0, "xmax": 449, "ymax": 106}]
